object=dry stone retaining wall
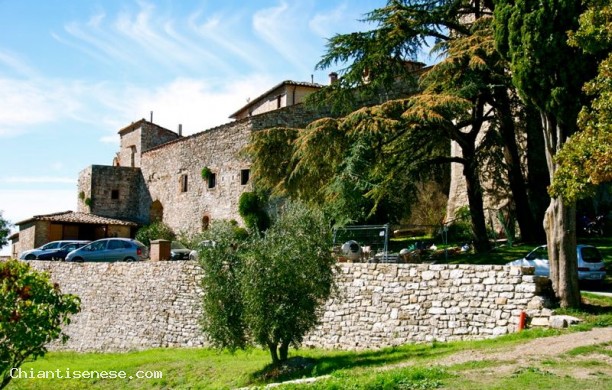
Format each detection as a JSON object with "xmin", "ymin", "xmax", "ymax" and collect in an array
[{"xmin": 27, "ymin": 261, "xmax": 549, "ymax": 352}]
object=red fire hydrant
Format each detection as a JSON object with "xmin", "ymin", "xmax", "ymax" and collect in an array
[{"xmin": 518, "ymin": 311, "xmax": 527, "ymax": 331}]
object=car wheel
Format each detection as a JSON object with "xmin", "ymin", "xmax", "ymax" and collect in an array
[
  {"xmin": 123, "ymin": 257, "xmax": 136, "ymax": 262},
  {"xmin": 72, "ymin": 257, "xmax": 84, "ymax": 262},
  {"xmin": 25, "ymin": 254, "xmax": 36, "ymax": 260}
]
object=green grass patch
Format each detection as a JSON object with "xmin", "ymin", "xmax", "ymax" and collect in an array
[
  {"xmin": 6, "ymin": 327, "xmax": 593, "ymax": 390},
  {"xmin": 566, "ymin": 342, "xmax": 612, "ymax": 358},
  {"xmin": 281, "ymin": 366, "xmax": 451, "ymax": 389}
]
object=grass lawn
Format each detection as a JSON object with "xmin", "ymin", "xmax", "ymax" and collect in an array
[{"xmin": 6, "ymin": 294, "xmax": 611, "ymax": 390}]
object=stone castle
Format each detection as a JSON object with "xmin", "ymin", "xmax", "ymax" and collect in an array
[{"xmin": 76, "ymin": 80, "xmax": 327, "ymax": 236}]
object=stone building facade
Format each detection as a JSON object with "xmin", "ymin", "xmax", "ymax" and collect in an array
[{"xmin": 76, "ymin": 87, "xmax": 329, "ymax": 236}]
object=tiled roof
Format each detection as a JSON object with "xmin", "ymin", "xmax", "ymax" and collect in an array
[{"xmin": 17, "ymin": 211, "xmax": 138, "ymax": 226}]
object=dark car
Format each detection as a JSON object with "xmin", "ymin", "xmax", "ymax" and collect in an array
[
  {"xmin": 19, "ymin": 240, "xmax": 90, "ymax": 260},
  {"xmin": 66, "ymin": 238, "xmax": 149, "ymax": 262},
  {"xmin": 36, "ymin": 242, "xmax": 90, "ymax": 261},
  {"xmin": 170, "ymin": 241, "xmax": 191, "ymax": 260}
]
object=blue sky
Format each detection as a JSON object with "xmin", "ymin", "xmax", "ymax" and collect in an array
[{"xmin": 0, "ymin": 0, "xmax": 410, "ymax": 253}]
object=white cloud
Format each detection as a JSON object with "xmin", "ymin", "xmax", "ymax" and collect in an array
[
  {"xmin": 55, "ymin": 1, "xmax": 234, "ymax": 76},
  {"xmin": 0, "ymin": 50, "xmax": 39, "ymax": 78},
  {"xmin": 0, "ymin": 77, "xmax": 89, "ymax": 138},
  {"xmin": 252, "ymin": 2, "xmax": 319, "ymax": 75},
  {"xmin": 309, "ymin": 3, "xmax": 349, "ymax": 38},
  {"xmin": 100, "ymin": 75, "xmax": 276, "ymax": 136},
  {"xmin": 0, "ymin": 176, "xmax": 76, "ymax": 184}
]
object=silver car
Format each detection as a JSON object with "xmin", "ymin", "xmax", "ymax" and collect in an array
[
  {"xmin": 19, "ymin": 240, "xmax": 90, "ymax": 260},
  {"xmin": 507, "ymin": 244, "xmax": 607, "ymax": 281},
  {"xmin": 66, "ymin": 238, "xmax": 148, "ymax": 262}
]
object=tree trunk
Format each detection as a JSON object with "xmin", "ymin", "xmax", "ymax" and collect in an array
[
  {"xmin": 541, "ymin": 113, "xmax": 580, "ymax": 308},
  {"xmin": 279, "ymin": 340, "xmax": 290, "ymax": 362},
  {"xmin": 495, "ymin": 89, "xmax": 545, "ymax": 242},
  {"xmin": 268, "ymin": 342, "xmax": 279, "ymax": 365},
  {"xmin": 543, "ymin": 197, "xmax": 580, "ymax": 307},
  {"xmin": 463, "ymin": 153, "xmax": 491, "ymax": 253}
]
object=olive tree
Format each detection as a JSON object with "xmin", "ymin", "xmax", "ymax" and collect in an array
[
  {"xmin": 199, "ymin": 202, "xmax": 336, "ymax": 365},
  {"xmin": 1, "ymin": 260, "xmax": 81, "ymax": 389}
]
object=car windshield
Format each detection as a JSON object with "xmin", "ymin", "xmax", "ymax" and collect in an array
[
  {"xmin": 41, "ymin": 242, "xmax": 59, "ymax": 250},
  {"xmin": 171, "ymin": 242, "xmax": 187, "ymax": 249},
  {"xmin": 526, "ymin": 246, "xmax": 548, "ymax": 261},
  {"xmin": 580, "ymin": 247, "xmax": 603, "ymax": 263}
]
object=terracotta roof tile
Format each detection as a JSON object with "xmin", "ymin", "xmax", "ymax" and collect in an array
[{"xmin": 17, "ymin": 211, "xmax": 137, "ymax": 226}]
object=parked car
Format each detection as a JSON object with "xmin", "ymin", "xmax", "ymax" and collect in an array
[
  {"xmin": 19, "ymin": 240, "xmax": 90, "ymax": 260},
  {"xmin": 189, "ymin": 240, "xmax": 216, "ymax": 260},
  {"xmin": 36, "ymin": 242, "xmax": 90, "ymax": 261},
  {"xmin": 170, "ymin": 241, "xmax": 191, "ymax": 260},
  {"xmin": 65, "ymin": 238, "xmax": 148, "ymax": 262},
  {"xmin": 507, "ymin": 244, "xmax": 607, "ymax": 281}
]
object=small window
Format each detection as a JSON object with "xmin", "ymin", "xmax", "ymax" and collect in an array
[
  {"xmin": 180, "ymin": 174, "xmax": 188, "ymax": 192},
  {"xmin": 111, "ymin": 189, "xmax": 119, "ymax": 200},
  {"xmin": 208, "ymin": 173, "xmax": 216, "ymax": 189},
  {"xmin": 276, "ymin": 95, "xmax": 281, "ymax": 108},
  {"xmin": 240, "ymin": 169, "xmax": 250, "ymax": 185}
]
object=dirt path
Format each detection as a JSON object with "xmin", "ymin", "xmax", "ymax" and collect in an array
[
  {"xmin": 433, "ymin": 327, "xmax": 612, "ymax": 367},
  {"xmin": 387, "ymin": 326, "xmax": 612, "ymax": 382}
]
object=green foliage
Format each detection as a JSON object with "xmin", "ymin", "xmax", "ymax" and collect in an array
[
  {"xmin": 446, "ymin": 206, "xmax": 473, "ymax": 243},
  {"xmin": 199, "ymin": 221, "xmax": 249, "ymax": 353},
  {"xmin": 0, "ymin": 212, "xmax": 10, "ymax": 249},
  {"xmin": 238, "ymin": 192, "xmax": 270, "ymax": 233},
  {"xmin": 135, "ymin": 221, "xmax": 176, "ymax": 247},
  {"xmin": 551, "ymin": 0, "xmax": 612, "ymax": 201},
  {"xmin": 494, "ymin": 0, "xmax": 590, "ymax": 126},
  {"xmin": 199, "ymin": 202, "xmax": 336, "ymax": 365},
  {"xmin": 0, "ymin": 259, "xmax": 80, "ymax": 389},
  {"xmin": 78, "ymin": 191, "xmax": 85, "ymax": 200},
  {"xmin": 200, "ymin": 166, "xmax": 212, "ymax": 180},
  {"xmin": 84, "ymin": 198, "xmax": 92, "ymax": 207}
]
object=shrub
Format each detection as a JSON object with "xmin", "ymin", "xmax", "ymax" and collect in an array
[
  {"xmin": 238, "ymin": 192, "xmax": 270, "ymax": 233},
  {"xmin": 201, "ymin": 166, "xmax": 212, "ymax": 180},
  {"xmin": 0, "ymin": 260, "xmax": 80, "ymax": 389},
  {"xmin": 135, "ymin": 221, "xmax": 176, "ymax": 246},
  {"xmin": 446, "ymin": 206, "xmax": 473, "ymax": 243}
]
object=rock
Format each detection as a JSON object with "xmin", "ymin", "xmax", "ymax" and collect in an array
[
  {"xmin": 549, "ymin": 315, "xmax": 582, "ymax": 329},
  {"xmin": 530, "ymin": 317, "xmax": 550, "ymax": 327}
]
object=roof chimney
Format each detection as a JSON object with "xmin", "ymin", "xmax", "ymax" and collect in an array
[
  {"xmin": 178, "ymin": 124, "xmax": 183, "ymax": 137},
  {"xmin": 329, "ymin": 72, "xmax": 338, "ymax": 85},
  {"xmin": 150, "ymin": 111, "xmax": 153, "ymax": 122}
]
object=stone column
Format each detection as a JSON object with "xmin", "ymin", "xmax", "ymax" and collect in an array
[{"xmin": 150, "ymin": 239, "xmax": 171, "ymax": 261}]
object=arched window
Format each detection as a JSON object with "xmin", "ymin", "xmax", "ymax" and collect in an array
[
  {"xmin": 150, "ymin": 200, "xmax": 164, "ymax": 223},
  {"xmin": 202, "ymin": 215, "xmax": 210, "ymax": 231}
]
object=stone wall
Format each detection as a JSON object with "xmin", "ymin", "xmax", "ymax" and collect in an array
[
  {"xmin": 303, "ymin": 263, "xmax": 547, "ymax": 349},
  {"xmin": 27, "ymin": 261, "xmax": 549, "ymax": 352},
  {"xmin": 30, "ymin": 261, "xmax": 206, "ymax": 351}
]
